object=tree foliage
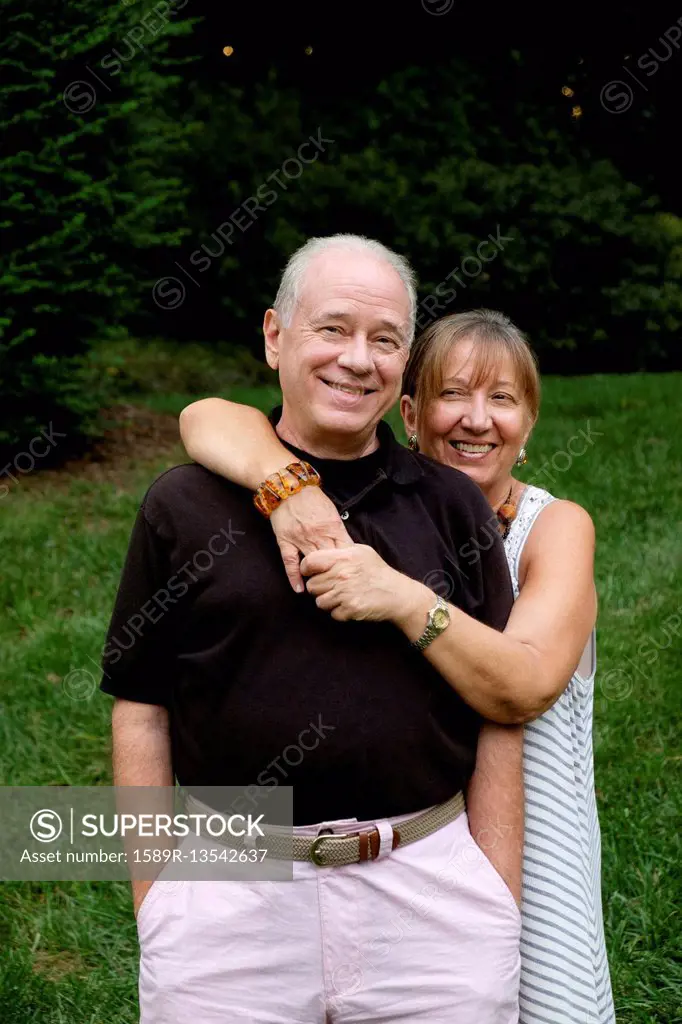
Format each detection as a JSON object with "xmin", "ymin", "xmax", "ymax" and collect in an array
[
  {"xmin": 0, "ymin": 0, "xmax": 199, "ymax": 454},
  {"xmin": 165, "ymin": 58, "xmax": 681, "ymax": 372}
]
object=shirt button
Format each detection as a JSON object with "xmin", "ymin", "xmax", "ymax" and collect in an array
[{"xmin": 340, "ymin": 510, "xmax": 349, "ymax": 520}]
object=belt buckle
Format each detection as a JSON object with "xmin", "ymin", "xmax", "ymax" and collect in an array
[{"xmin": 309, "ymin": 830, "xmax": 355, "ymax": 866}]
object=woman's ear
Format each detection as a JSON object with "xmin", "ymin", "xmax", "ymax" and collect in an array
[
  {"xmin": 523, "ymin": 408, "xmax": 538, "ymax": 449},
  {"xmin": 400, "ymin": 394, "xmax": 417, "ymax": 438}
]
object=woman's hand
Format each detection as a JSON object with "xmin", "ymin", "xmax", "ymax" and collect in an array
[
  {"xmin": 300, "ymin": 545, "xmax": 425, "ymax": 623},
  {"xmin": 270, "ymin": 487, "xmax": 353, "ymax": 592}
]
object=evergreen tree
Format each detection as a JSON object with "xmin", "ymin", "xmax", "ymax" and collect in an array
[{"xmin": 0, "ymin": 0, "xmax": 200, "ymax": 456}]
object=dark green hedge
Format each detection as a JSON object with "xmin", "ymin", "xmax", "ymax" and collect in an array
[{"xmin": 167, "ymin": 58, "xmax": 681, "ymax": 372}]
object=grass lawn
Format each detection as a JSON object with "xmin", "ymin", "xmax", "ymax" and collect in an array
[{"xmin": 0, "ymin": 374, "xmax": 680, "ymax": 1022}]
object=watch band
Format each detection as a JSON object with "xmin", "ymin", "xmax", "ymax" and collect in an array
[{"xmin": 411, "ymin": 595, "xmax": 449, "ymax": 652}]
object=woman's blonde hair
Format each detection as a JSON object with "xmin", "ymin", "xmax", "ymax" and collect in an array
[{"xmin": 402, "ymin": 309, "xmax": 541, "ymax": 437}]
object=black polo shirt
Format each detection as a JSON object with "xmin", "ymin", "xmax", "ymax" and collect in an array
[{"xmin": 100, "ymin": 407, "xmax": 513, "ymax": 824}]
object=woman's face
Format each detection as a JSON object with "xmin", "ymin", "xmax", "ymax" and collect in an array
[{"xmin": 403, "ymin": 338, "xmax": 531, "ymax": 496}]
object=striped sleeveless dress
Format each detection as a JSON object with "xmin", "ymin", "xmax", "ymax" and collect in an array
[{"xmin": 503, "ymin": 485, "xmax": 616, "ymax": 1024}]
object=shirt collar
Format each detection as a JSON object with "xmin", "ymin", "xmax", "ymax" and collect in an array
[{"xmin": 267, "ymin": 405, "xmax": 423, "ymax": 487}]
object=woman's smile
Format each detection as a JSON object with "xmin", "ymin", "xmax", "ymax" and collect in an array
[{"xmin": 448, "ymin": 439, "xmax": 498, "ymax": 460}]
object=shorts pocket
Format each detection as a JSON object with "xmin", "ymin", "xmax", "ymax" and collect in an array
[
  {"xmin": 135, "ymin": 853, "xmax": 185, "ymax": 935},
  {"xmin": 463, "ymin": 828, "xmax": 522, "ymax": 926},
  {"xmin": 135, "ymin": 879, "xmax": 163, "ymax": 932}
]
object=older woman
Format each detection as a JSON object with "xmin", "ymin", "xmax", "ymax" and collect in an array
[{"xmin": 178, "ymin": 308, "xmax": 615, "ymax": 1024}]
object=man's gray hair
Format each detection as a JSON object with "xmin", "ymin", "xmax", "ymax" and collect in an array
[{"xmin": 272, "ymin": 234, "xmax": 418, "ymax": 346}]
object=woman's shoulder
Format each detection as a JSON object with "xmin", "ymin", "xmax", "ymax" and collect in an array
[
  {"xmin": 513, "ymin": 486, "xmax": 595, "ymax": 590},
  {"xmin": 520, "ymin": 486, "xmax": 595, "ymax": 552}
]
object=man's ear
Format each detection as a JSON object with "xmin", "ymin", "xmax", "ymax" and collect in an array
[
  {"xmin": 400, "ymin": 394, "xmax": 417, "ymax": 438},
  {"xmin": 263, "ymin": 309, "xmax": 281, "ymax": 369}
]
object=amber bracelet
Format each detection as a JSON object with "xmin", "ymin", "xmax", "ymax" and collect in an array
[{"xmin": 253, "ymin": 460, "xmax": 322, "ymax": 518}]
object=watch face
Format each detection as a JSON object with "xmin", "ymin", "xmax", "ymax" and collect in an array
[{"xmin": 432, "ymin": 607, "xmax": 449, "ymax": 630}]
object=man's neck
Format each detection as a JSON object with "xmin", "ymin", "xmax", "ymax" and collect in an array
[{"xmin": 275, "ymin": 410, "xmax": 380, "ymax": 461}]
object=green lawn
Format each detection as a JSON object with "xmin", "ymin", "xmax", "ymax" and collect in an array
[{"xmin": 0, "ymin": 374, "xmax": 680, "ymax": 1022}]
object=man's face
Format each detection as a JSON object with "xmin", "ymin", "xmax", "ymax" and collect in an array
[{"xmin": 265, "ymin": 250, "xmax": 411, "ymax": 451}]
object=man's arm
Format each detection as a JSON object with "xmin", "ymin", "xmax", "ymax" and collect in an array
[
  {"xmin": 100, "ymin": 494, "xmax": 179, "ymax": 917},
  {"xmin": 112, "ymin": 699, "xmax": 173, "ymax": 917},
  {"xmin": 466, "ymin": 722, "xmax": 524, "ymax": 906}
]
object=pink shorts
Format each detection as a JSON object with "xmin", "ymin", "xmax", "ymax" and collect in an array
[{"xmin": 136, "ymin": 807, "xmax": 520, "ymax": 1023}]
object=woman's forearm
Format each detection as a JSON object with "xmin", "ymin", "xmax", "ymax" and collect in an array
[
  {"xmin": 389, "ymin": 576, "xmax": 549, "ymax": 724},
  {"xmin": 179, "ymin": 398, "xmax": 294, "ymax": 489}
]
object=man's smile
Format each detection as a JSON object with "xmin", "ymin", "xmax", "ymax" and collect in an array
[{"xmin": 320, "ymin": 377, "xmax": 378, "ymax": 397}]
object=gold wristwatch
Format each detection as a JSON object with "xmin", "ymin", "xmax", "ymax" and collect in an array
[{"xmin": 411, "ymin": 595, "xmax": 450, "ymax": 651}]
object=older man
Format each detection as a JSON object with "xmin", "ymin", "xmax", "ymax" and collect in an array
[{"xmin": 101, "ymin": 234, "xmax": 522, "ymax": 1023}]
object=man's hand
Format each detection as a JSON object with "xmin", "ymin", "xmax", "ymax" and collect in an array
[
  {"xmin": 301, "ymin": 545, "xmax": 419, "ymax": 622},
  {"xmin": 269, "ymin": 487, "xmax": 353, "ymax": 592}
]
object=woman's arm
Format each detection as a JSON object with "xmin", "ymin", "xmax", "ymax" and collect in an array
[
  {"xmin": 179, "ymin": 398, "xmax": 296, "ymax": 488},
  {"xmin": 395, "ymin": 500, "xmax": 596, "ymax": 722},
  {"xmin": 180, "ymin": 401, "xmax": 596, "ymax": 723},
  {"xmin": 179, "ymin": 398, "xmax": 353, "ymax": 591},
  {"xmin": 301, "ymin": 499, "xmax": 596, "ymax": 723}
]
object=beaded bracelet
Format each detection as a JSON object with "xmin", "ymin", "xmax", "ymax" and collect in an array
[{"xmin": 253, "ymin": 460, "xmax": 322, "ymax": 518}]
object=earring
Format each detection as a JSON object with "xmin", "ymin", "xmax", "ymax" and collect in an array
[
  {"xmin": 408, "ymin": 434, "xmax": 419, "ymax": 451},
  {"xmin": 515, "ymin": 447, "xmax": 528, "ymax": 466}
]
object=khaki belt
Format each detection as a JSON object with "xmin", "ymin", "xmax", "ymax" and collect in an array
[{"xmin": 184, "ymin": 791, "xmax": 465, "ymax": 867}]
